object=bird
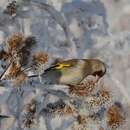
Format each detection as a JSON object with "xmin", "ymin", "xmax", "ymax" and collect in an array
[{"xmin": 29, "ymin": 59, "xmax": 106, "ymax": 85}]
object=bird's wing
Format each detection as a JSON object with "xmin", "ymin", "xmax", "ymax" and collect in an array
[{"xmin": 45, "ymin": 63, "xmax": 71, "ymax": 72}]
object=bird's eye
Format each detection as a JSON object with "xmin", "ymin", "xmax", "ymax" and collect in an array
[{"xmin": 92, "ymin": 70, "xmax": 104, "ymax": 77}]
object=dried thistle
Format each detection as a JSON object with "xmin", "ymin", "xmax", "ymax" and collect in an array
[
  {"xmin": 77, "ymin": 115, "xmax": 87, "ymax": 124},
  {"xmin": 0, "ymin": 33, "xmax": 25, "ymax": 67},
  {"xmin": 25, "ymin": 99, "xmax": 37, "ymax": 114},
  {"xmin": 24, "ymin": 36, "xmax": 36, "ymax": 50},
  {"xmin": 72, "ymin": 115, "xmax": 88, "ymax": 130},
  {"xmin": 41, "ymin": 100, "xmax": 75, "ymax": 117},
  {"xmin": 96, "ymin": 87, "xmax": 112, "ymax": 107},
  {"xmin": 72, "ymin": 123, "xmax": 87, "ymax": 130},
  {"xmin": 106, "ymin": 103, "xmax": 126, "ymax": 130},
  {"xmin": 69, "ymin": 79, "xmax": 97, "ymax": 97},
  {"xmin": 33, "ymin": 52, "xmax": 48, "ymax": 65},
  {"xmin": 19, "ymin": 36, "xmax": 36, "ymax": 66},
  {"xmin": 7, "ymin": 34, "xmax": 36, "ymax": 65},
  {"xmin": 0, "ymin": 34, "xmax": 37, "ymax": 84},
  {"xmin": 72, "ymin": 112, "xmax": 107, "ymax": 130},
  {"xmin": 85, "ymin": 87, "xmax": 112, "ymax": 112},
  {"xmin": 13, "ymin": 71, "xmax": 27, "ymax": 86},
  {"xmin": 2, "ymin": 61, "xmax": 27, "ymax": 85},
  {"xmin": 23, "ymin": 99, "xmax": 37, "ymax": 128},
  {"xmin": 32, "ymin": 51, "xmax": 48, "ymax": 72},
  {"xmin": 56, "ymin": 104, "xmax": 74, "ymax": 115},
  {"xmin": 7, "ymin": 62, "xmax": 21, "ymax": 78},
  {"xmin": 7, "ymin": 33, "xmax": 24, "ymax": 54},
  {"xmin": 4, "ymin": 1, "xmax": 18, "ymax": 17}
]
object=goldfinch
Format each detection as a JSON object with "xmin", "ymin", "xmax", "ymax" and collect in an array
[{"xmin": 30, "ymin": 59, "xmax": 106, "ymax": 85}]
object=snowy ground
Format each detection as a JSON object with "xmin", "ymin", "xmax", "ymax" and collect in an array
[{"xmin": 0, "ymin": 0, "xmax": 130, "ymax": 130}]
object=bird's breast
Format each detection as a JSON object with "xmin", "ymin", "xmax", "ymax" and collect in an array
[{"xmin": 59, "ymin": 60, "xmax": 88, "ymax": 84}]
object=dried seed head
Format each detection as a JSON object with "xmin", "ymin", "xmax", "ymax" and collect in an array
[
  {"xmin": 4, "ymin": 1, "xmax": 18, "ymax": 16},
  {"xmin": 72, "ymin": 115, "xmax": 88, "ymax": 130},
  {"xmin": 41, "ymin": 100, "xmax": 75, "ymax": 117},
  {"xmin": 69, "ymin": 79, "xmax": 97, "ymax": 97},
  {"xmin": 57, "ymin": 104, "xmax": 74, "ymax": 115},
  {"xmin": 7, "ymin": 62, "xmax": 21, "ymax": 78},
  {"xmin": 3, "ymin": 61, "xmax": 27, "ymax": 86},
  {"xmin": 0, "ymin": 34, "xmax": 37, "ymax": 84},
  {"xmin": 19, "ymin": 36, "xmax": 36, "ymax": 66},
  {"xmin": 33, "ymin": 52, "xmax": 48, "ymax": 65},
  {"xmin": 7, "ymin": 34, "xmax": 36, "ymax": 60},
  {"xmin": 69, "ymin": 84, "xmax": 90, "ymax": 97},
  {"xmin": 13, "ymin": 71, "xmax": 27, "ymax": 86},
  {"xmin": 23, "ymin": 99, "xmax": 37, "ymax": 128},
  {"xmin": 31, "ymin": 51, "xmax": 48, "ymax": 73},
  {"xmin": 107, "ymin": 103, "xmax": 126, "ymax": 129},
  {"xmin": 25, "ymin": 99, "xmax": 37, "ymax": 114},
  {"xmin": 86, "ymin": 96, "xmax": 99, "ymax": 110},
  {"xmin": 72, "ymin": 123, "xmax": 87, "ymax": 130},
  {"xmin": 7, "ymin": 33, "xmax": 24, "ymax": 53},
  {"xmin": 97, "ymin": 88, "xmax": 112, "ymax": 107},
  {"xmin": 24, "ymin": 36, "xmax": 36, "ymax": 49},
  {"xmin": 86, "ymin": 87, "xmax": 112, "ymax": 112},
  {"xmin": 72, "ymin": 113, "xmax": 105, "ymax": 130},
  {"xmin": 77, "ymin": 115, "xmax": 87, "ymax": 124}
]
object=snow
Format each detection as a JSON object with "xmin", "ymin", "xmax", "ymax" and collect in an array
[{"xmin": 0, "ymin": 0, "xmax": 130, "ymax": 130}]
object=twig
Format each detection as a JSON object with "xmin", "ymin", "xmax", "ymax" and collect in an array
[{"xmin": 0, "ymin": 61, "xmax": 12, "ymax": 80}]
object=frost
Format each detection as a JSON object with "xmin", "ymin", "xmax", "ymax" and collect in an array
[{"xmin": 0, "ymin": 0, "xmax": 129, "ymax": 130}]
